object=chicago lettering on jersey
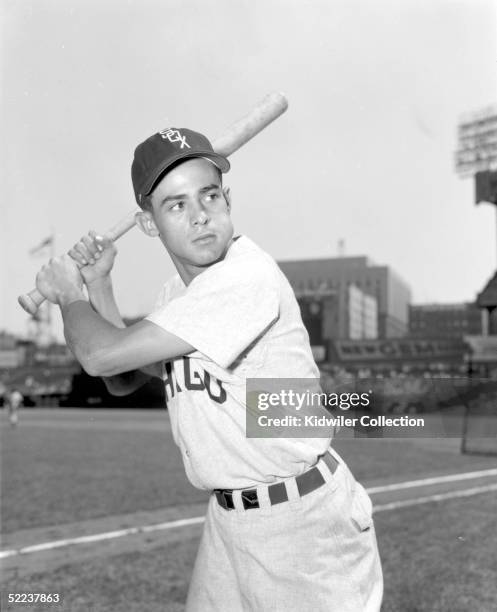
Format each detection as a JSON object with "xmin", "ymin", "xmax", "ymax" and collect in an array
[{"xmin": 163, "ymin": 356, "xmax": 226, "ymax": 404}]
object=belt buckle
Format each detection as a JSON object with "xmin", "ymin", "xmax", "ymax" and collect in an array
[
  {"xmin": 215, "ymin": 489, "xmax": 234, "ymax": 510},
  {"xmin": 241, "ymin": 488, "xmax": 260, "ymax": 510}
]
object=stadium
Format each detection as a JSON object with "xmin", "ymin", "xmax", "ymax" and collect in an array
[{"xmin": 2, "ymin": 2, "xmax": 497, "ymax": 611}]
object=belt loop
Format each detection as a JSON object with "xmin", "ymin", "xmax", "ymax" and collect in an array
[
  {"xmin": 284, "ymin": 476, "xmax": 302, "ymax": 508},
  {"xmin": 316, "ymin": 452, "xmax": 339, "ymax": 490},
  {"xmin": 317, "ymin": 457, "xmax": 333, "ymax": 483},
  {"xmin": 328, "ymin": 447, "xmax": 344, "ymax": 465},
  {"xmin": 231, "ymin": 489, "xmax": 244, "ymax": 513},
  {"xmin": 256, "ymin": 484, "xmax": 272, "ymax": 514}
]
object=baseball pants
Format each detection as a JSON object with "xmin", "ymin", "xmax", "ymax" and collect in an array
[{"xmin": 185, "ymin": 449, "xmax": 383, "ymax": 611}]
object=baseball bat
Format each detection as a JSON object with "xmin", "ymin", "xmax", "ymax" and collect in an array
[{"xmin": 18, "ymin": 92, "xmax": 289, "ymax": 315}]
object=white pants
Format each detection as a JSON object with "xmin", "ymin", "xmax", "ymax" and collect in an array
[{"xmin": 186, "ymin": 450, "xmax": 383, "ymax": 611}]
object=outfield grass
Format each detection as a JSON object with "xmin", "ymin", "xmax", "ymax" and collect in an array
[
  {"xmin": 2, "ymin": 409, "xmax": 496, "ymax": 533},
  {"xmin": 378, "ymin": 490, "xmax": 497, "ymax": 612},
  {"xmin": 2, "ymin": 491, "xmax": 496, "ymax": 612},
  {"xmin": 1, "ymin": 535, "xmax": 198, "ymax": 612},
  {"xmin": 1, "ymin": 410, "xmax": 208, "ymax": 533}
]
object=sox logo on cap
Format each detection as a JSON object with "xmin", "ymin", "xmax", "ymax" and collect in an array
[{"xmin": 159, "ymin": 128, "xmax": 191, "ymax": 149}]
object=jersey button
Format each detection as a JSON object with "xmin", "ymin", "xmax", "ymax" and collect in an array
[{"xmin": 185, "ymin": 449, "xmax": 191, "ymax": 457}]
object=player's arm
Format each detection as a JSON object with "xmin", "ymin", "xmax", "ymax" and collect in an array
[
  {"xmin": 36, "ymin": 254, "xmax": 195, "ymax": 379},
  {"xmin": 61, "ymin": 302, "xmax": 194, "ymax": 377},
  {"xmin": 66, "ymin": 233, "xmax": 167, "ymax": 394},
  {"xmin": 85, "ymin": 278, "xmax": 160, "ymax": 395}
]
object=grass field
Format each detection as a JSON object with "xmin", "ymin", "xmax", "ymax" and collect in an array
[
  {"xmin": 1, "ymin": 408, "xmax": 497, "ymax": 611},
  {"xmin": 1, "ymin": 410, "xmax": 207, "ymax": 534}
]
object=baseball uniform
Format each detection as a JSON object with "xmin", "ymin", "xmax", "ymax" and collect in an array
[{"xmin": 146, "ymin": 235, "xmax": 383, "ymax": 611}]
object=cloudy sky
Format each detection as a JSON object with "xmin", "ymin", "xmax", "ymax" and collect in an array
[{"xmin": 1, "ymin": 0, "xmax": 496, "ymax": 340}]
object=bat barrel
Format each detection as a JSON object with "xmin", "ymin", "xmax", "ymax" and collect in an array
[
  {"xmin": 213, "ymin": 92, "xmax": 288, "ymax": 157},
  {"xmin": 103, "ymin": 210, "xmax": 140, "ymax": 242}
]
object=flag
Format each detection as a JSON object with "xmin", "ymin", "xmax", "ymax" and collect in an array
[{"xmin": 29, "ymin": 236, "xmax": 53, "ymax": 257}]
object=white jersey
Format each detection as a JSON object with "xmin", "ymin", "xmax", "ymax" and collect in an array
[{"xmin": 146, "ymin": 235, "xmax": 332, "ymax": 490}]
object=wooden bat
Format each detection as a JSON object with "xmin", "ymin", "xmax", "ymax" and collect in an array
[{"xmin": 18, "ymin": 92, "xmax": 289, "ymax": 315}]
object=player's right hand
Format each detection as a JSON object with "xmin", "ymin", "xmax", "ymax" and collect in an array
[{"xmin": 68, "ymin": 230, "xmax": 117, "ymax": 286}]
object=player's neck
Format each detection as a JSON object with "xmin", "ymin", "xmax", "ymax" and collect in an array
[{"xmin": 172, "ymin": 237, "xmax": 236, "ymax": 286}]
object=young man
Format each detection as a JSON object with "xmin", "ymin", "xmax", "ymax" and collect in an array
[{"xmin": 36, "ymin": 127, "xmax": 383, "ymax": 611}]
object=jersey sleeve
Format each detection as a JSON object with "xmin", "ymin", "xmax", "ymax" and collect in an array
[{"xmin": 145, "ymin": 257, "xmax": 280, "ymax": 368}]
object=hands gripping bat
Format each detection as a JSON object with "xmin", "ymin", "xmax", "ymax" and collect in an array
[{"xmin": 18, "ymin": 92, "xmax": 288, "ymax": 315}]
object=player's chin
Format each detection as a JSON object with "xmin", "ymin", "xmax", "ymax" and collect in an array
[{"xmin": 190, "ymin": 241, "xmax": 226, "ymax": 266}]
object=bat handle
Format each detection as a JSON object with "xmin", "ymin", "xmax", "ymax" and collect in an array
[
  {"xmin": 18, "ymin": 290, "xmax": 45, "ymax": 316},
  {"xmin": 17, "ymin": 210, "xmax": 140, "ymax": 316}
]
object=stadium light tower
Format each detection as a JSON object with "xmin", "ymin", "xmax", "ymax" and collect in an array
[
  {"xmin": 456, "ymin": 104, "xmax": 497, "ymax": 348},
  {"xmin": 455, "ymin": 104, "xmax": 497, "ymax": 259}
]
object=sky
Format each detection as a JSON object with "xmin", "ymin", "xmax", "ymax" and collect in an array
[{"xmin": 1, "ymin": 0, "xmax": 496, "ymax": 341}]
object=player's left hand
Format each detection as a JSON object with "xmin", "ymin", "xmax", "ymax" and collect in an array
[
  {"xmin": 68, "ymin": 230, "xmax": 117, "ymax": 286},
  {"xmin": 36, "ymin": 255, "xmax": 85, "ymax": 306}
]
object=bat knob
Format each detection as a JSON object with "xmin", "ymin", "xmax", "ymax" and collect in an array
[{"xmin": 18, "ymin": 293, "xmax": 41, "ymax": 316}]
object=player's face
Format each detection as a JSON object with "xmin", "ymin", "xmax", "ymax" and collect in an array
[{"xmin": 147, "ymin": 158, "xmax": 234, "ymax": 282}]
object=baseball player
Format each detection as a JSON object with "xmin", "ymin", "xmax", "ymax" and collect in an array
[
  {"xmin": 6, "ymin": 388, "xmax": 23, "ymax": 427},
  {"xmin": 35, "ymin": 127, "xmax": 383, "ymax": 611}
]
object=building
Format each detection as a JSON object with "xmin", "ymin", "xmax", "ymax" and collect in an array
[
  {"xmin": 278, "ymin": 256, "xmax": 411, "ymax": 338},
  {"xmin": 348, "ymin": 285, "xmax": 378, "ymax": 339},
  {"xmin": 409, "ymin": 303, "xmax": 483, "ymax": 339},
  {"xmin": 318, "ymin": 284, "xmax": 378, "ymax": 341},
  {"xmin": 296, "ymin": 284, "xmax": 378, "ymax": 361},
  {"xmin": 0, "ymin": 331, "xmax": 25, "ymax": 369}
]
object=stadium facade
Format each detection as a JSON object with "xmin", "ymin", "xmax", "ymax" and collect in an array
[
  {"xmin": 409, "ymin": 302, "xmax": 483, "ymax": 339},
  {"xmin": 278, "ymin": 255, "xmax": 411, "ymax": 338}
]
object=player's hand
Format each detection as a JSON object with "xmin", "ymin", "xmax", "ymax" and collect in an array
[
  {"xmin": 36, "ymin": 255, "xmax": 85, "ymax": 306},
  {"xmin": 68, "ymin": 230, "xmax": 117, "ymax": 286}
]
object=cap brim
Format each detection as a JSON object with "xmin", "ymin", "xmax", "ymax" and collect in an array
[{"xmin": 143, "ymin": 151, "xmax": 230, "ymax": 196}]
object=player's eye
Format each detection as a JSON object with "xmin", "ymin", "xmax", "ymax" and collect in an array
[
  {"xmin": 170, "ymin": 201, "xmax": 184, "ymax": 211},
  {"xmin": 204, "ymin": 192, "xmax": 219, "ymax": 202}
]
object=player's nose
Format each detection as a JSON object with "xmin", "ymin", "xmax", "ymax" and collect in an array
[{"xmin": 191, "ymin": 201, "xmax": 209, "ymax": 226}]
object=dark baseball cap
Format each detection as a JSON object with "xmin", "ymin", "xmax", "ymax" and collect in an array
[{"xmin": 131, "ymin": 127, "xmax": 230, "ymax": 205}]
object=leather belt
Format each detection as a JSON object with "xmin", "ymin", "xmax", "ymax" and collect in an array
[{"xmin": 214, "ymin": 452, "xmax": 339, "ymax": 511}]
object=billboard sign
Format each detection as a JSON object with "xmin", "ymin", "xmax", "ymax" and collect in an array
[{"xmin": 329, "ymin": 338, "xmax": 467, "ymax": 364}]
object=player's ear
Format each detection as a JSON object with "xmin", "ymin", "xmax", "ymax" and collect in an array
[
  {"xmin": 135, "ymin": 210, "xmax": 160, "ymax": 238},
  {"xmin": 223, "ymin": 187, "xmax": 232, "ymax": 211}
]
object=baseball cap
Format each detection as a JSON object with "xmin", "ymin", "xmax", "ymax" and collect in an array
[{"xmin": 131, "ymin": 127, "xmax": 230, "ymax": 205}]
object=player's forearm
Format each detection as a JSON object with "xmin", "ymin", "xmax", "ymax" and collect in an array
[
  {"xmin": 59, "ymin": 296, "xmax": 192, "ymax": 378},
  {"xmin": 61, "ymin": 299, "xmax": 122, "ymax": 373},
  {"xmin": 60, "ymin": 300, "xmax": 128, "ymax": 373},
  {"xmin": 60, "ymin": 299, "xmax": 152, "ymax": 395},
  {"xmin": 84, "ymin": 277, "xmax": 155, "ymax": 393},
  {"xmin": 86, "ymin": 276, "xmax": 125, "ymax": 329}
]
